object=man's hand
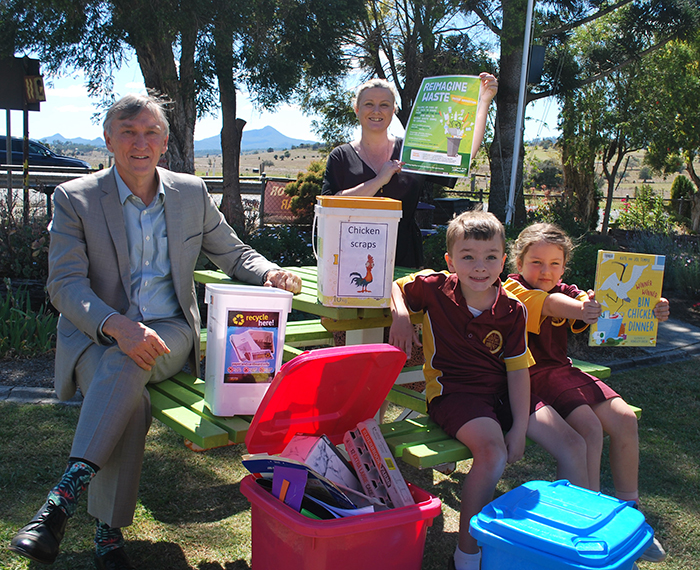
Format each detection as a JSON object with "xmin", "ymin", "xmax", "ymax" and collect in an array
[
  {"xmin": 102, "ymin": 314, "xmax": 170, "ymax": 371},
  {"xmin": 264, "ymin": 270, "xmax": 302, "ymax": 294}
]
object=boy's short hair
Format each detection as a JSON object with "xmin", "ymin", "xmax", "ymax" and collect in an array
[{"xmin": 446, "ymin": 211, "xmax": 506, "ymax": 256}]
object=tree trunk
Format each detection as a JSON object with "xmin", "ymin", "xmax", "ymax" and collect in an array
[
  {"xmin": 214, "ymin": 28, "xmax": 246, "ymax": 234},
  {"xmin": 120, "ymin": 7, "xmax": 196, "ymax": 174},
  {"xmin": 601, "ymin": 152, "xmax": 628, "ymax": 234},
  {"xmin": 488, "ymin": 0, "xmax": 527, "ymax": 225},
  {"xmin": 687, "ymin": 159, "xmax": 700, "ymax": 232},
  {"xmin": 560, "ymin": 98, "xmax": 599, "ymax": 230}
]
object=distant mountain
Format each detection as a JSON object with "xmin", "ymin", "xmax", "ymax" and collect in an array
[
  {"xmin": 195, "ymin": 126, "xmax": 317, "ymax": 153},
  {"xmin": 34, "ymin": 125, "xmax": 316, "ymax": 153},
  {"xmin": 39, "ymin": 133, "xmax": 106, "ymax": 147}
]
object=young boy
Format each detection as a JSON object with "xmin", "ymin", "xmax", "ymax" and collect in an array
[{"xmin": 389, "ymin": 211, "xmax": 589, "ymax": 570}]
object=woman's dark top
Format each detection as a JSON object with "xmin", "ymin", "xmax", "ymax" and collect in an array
[{"xmin": 321, "ymin": 138, "xmax": 426, "ymax": 268}]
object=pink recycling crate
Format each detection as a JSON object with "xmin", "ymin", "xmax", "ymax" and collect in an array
[{"xmin": 240, "ymin": 344, "xmax": 442, "ymax": 570}]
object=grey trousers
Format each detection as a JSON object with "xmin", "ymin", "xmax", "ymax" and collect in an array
[{"xmin": 71, "ymin": 317, "xmax": 193, "ymax": 528}]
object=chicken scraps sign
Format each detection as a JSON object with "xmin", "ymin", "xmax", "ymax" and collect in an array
[{"xmin": 336, "ymin": 222, "xmax": 390, "ymax": 299}]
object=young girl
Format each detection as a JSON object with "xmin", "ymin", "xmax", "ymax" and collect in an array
[{"xmin": 504, "ymin": 222, "xmax": 669, "ymax": 564}]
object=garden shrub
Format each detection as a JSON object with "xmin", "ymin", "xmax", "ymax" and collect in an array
[
  {"xmin": 527, "ymin": 193, "xmax": 589, "ymax": 239},
  {"xmin": 422, "ymin": 226, "xmax": 448, "ymax": 271},
  {"xmin": 626, "ymin": 232, "xmax": 700, "ymax": 298},
  {"xmin": 284, "ymin": 160, "xmax": 325, "ymax": 225},
  {"xmin": 0, "ymin": 279, "xmax": 57, "ymax": 358},
  {"xmin": 614, "ymin": 185, "xmax": 672, "ymax": 233},
  {"xmin": 246, "ymin": 225, "xmax": 315, "ymax": 267},
  {"xmin": 669, "ymin": 175, "xmax": 695, "ymax": 222},
  {"xmin": 0, "ymin": 218, "xmax": 50, "ymax": 282}
]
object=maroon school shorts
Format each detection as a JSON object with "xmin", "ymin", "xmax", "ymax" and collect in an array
[
  {"xmin": 530, "ymin": 365, "xmax": 620, "ymax": 420},
  {"xmin": 427, "ymin": 390, "xmax": 546, "ymax": 439}
]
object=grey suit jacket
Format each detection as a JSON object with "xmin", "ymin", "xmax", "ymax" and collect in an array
[{"xmin": 48, "ymin": 167, "xmax": 278, "ymax": 401}]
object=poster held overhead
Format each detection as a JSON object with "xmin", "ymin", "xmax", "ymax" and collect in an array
[{"xmin": 400, "ymin": 75, "xmax": 482, "ymax": 178}]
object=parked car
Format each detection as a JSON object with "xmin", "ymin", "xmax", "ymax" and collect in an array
[{"xmin": 0, "ymin": 136, "xmax": 91, "ymax": 169}]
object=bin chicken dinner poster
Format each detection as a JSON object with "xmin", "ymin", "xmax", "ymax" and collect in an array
[
  {"xmin": 400, "ymin": 75, "xmax": 482, "ymax": 178},
  {"xmin": 589, "ymin": 250, "xmax": 665, "ymax": 347}
]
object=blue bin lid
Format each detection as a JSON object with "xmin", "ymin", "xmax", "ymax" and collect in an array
[{"xmin": 470, "ymin": 480, "xmax": 653, "ymax": 568}]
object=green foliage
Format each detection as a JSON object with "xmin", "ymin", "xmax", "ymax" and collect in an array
[
  {"xmin": 626, "ymin": 232, "xmax": 700, "ymax": 298},
  {"xmin": 0, "ymin": 279, "xmax": 57, "ymax": 358},
  {"xmin": 525, "ymin": 157, "xmax": 564, "ymax": 189},
  {"xmin": 284, "ymin": 160, "xmax": 325, "ymax": 225},
  {"xmin": 0, "ymin": 219, "xmax": 50, "ymax": 282},
  {"xmin": 669, "ymin": 175, "xmax": 695, "ymax": 222},
  {"xmin": 246, "ymin": 226, "xmax": 315, "ymax": 267},
  {"xmin": 564, "ymin": 241, "xmax": 603, "ymax": 292},
  {"xmin": 614, "ymin": 185, "xmax": 672, "ymax": 232},
  {"xmin": 421, "ymin": 226, "xmax": 448, "ymax": 272},
  {"xmin": 527, "ymin": 193, "xmax": 590, "ymax": 239}
]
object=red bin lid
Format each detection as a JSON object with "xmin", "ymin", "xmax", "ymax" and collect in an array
[{"xmin": 244, "ymin": 344, "xmax": 407, "ymax": 455}]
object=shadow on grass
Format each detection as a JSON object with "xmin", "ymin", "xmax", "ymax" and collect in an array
[{"xmin": 2, "ymin": 358, "xmax": 698, "ymax": 569}]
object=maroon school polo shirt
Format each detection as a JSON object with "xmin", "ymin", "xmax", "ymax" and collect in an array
[
  {"xmin": 504, "ymin": 274, "xmax": 589, "ymax": 371},
  {"xmin": 397, "ymin": 270, "xmax": 533, "ymax": 403}
]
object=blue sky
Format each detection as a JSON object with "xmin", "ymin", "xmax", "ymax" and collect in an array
[{"xmin": 1, "ymin": 65, "xmax": 561, "ymax": 144}]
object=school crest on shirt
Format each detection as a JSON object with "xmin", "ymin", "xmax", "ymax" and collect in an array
[
  {"xmin": 483, "ymin": 330, "xmax": 503, "ymax": 354},
  {"xmin": 551, "ymin": 317, "xmax": 567, "ymax": 327}
]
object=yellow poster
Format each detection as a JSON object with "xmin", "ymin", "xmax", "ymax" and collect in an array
[{"xmin": 589, "ymin": 250, "xmax": 665, "ymax": 347}]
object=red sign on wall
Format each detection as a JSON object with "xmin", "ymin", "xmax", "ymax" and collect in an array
[{"xmin": 262, "ymin": 179, "xmax": 297, "ymax": 224}]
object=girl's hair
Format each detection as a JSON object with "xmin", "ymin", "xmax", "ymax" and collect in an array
[
  {"xmin": 446, "ymin": 211, "xmax": 506, "ymax": 256},
  {"xmin": 509, "ymin": 222, "xmax": 574, "ymax": 269},
  {"xmin": 352, "ymin": 78, "xmax": 399, "ymax": 113}
]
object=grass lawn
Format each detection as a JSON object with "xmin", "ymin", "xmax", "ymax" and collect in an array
[{"xmin": 1, "ymin": 358, "xmax": 698, "ymax": 570}]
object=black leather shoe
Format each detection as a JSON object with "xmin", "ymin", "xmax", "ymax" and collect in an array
[
  {"xmin": 95, "ymin": 547, "xmax": 135, "ymax": 570},
  {"xmin": 9, "ymin": 500, "xmax": 68, "ymax": 565}
]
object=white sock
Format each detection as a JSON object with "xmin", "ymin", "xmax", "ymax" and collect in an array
[{"xmin": 454, "ymin": 547, "xmax": 481, "ymax": 570}]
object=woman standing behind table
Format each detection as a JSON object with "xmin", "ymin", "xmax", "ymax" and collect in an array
[{"xmin": 321, "ymin": 74, "xmax": 498, "ymax": 268}]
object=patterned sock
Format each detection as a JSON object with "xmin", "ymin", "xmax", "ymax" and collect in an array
[
  {"xmin": 95, "ymin": 519, "xmax": 125, "ymax": 556},
  {"xmin": 46, "ymin": 460, "xmax": 98, "ymax": 517}
]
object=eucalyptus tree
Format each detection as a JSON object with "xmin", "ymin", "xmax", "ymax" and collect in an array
[
  {"xmin": 528, "ymin": 0, "xmax": 700, "ymax": 229},
  {"xmin": 305, "ymin": 0, "xmax": 698, "ymax": 225},
  {"xmin": 641, "ymin": 34, "xmax": 700, "ymax": 231},
  {"xmin": 0, "ymin": 0, "xmax": 363, "ymax": 232}
]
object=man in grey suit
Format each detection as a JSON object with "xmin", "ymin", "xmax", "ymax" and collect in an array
[{"xmin": 10, "ymin": 93, "xmax": 301, "ymax": 569}]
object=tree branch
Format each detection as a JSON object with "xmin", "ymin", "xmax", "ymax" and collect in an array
[
  {"xmin": 528, "ymin": 37, "xmax": 673, "ymax": 102},
  {"xmin": 472, "ymin": 4, "xmax": 501, "ymax": 36},
  {"xmin": 539, "ymin": 0, "xmax": 635, "ymax": 38}
]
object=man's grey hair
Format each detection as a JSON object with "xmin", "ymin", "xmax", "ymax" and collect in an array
[{"xmin": 103, "ymin": 92, "xmax": 171, "ymax": 136}]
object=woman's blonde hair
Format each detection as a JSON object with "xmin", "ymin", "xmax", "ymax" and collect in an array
[
  {"xmin": 352, "ymin": 78, "xmax": 399, "ymax": 113},
  {"xmin": 509, "ymin": 222, "xmax": 574, "ymax": 270}
]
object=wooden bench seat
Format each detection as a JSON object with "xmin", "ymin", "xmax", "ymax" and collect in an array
[
  {"xmin": 380, "ymin": 359, "xmax": 642, "ymax": 470},
  {"xmin": 148, "ymin": 351, "xmax": 639, "ymax": 464}
]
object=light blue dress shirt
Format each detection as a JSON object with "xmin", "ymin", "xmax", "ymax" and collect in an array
[{"xmin": 114, "ymin": 168, "xmax": 182, "ymax": 323}]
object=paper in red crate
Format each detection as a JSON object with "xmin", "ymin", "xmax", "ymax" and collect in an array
[
  {"xmin": 343, "ymin": 428, "xmax": 391, "ymax": 507},
  {"xmin": 356, "ymin": 418, "xmax": 414, "ymax": 508}
]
